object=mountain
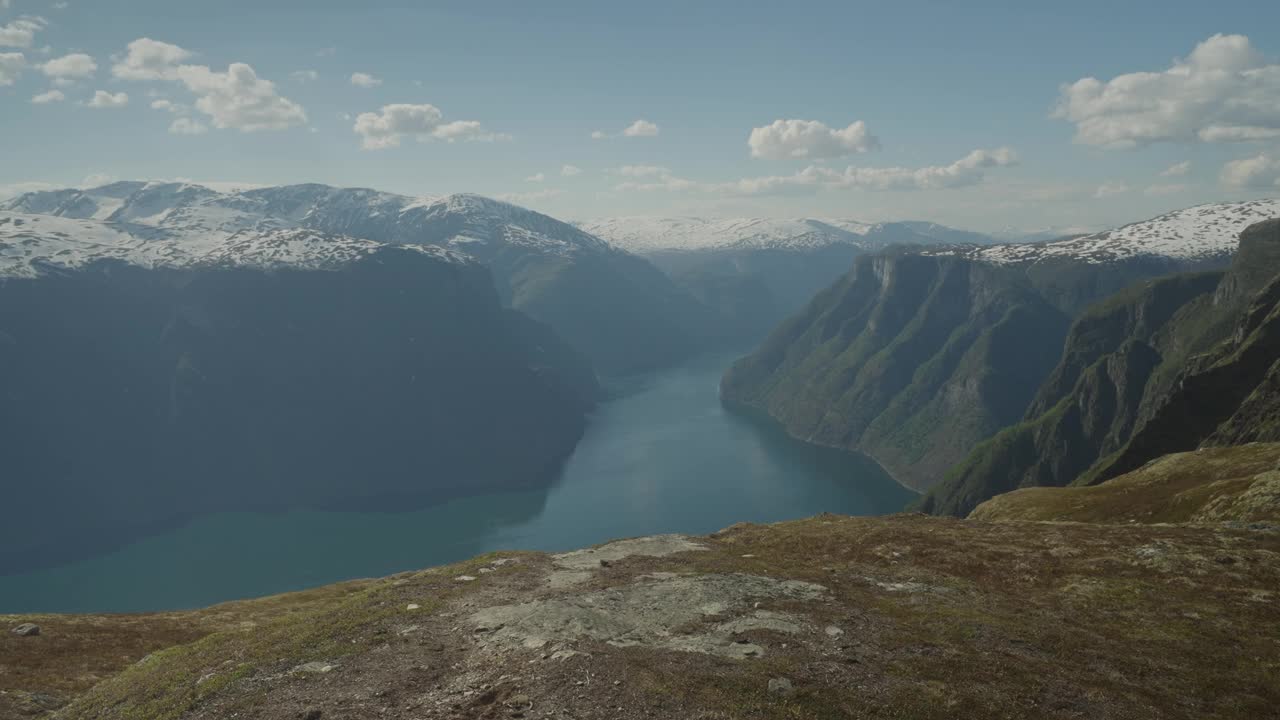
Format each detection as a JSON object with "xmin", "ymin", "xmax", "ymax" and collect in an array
[
  {"xmin": 918, "ymin": 217, "xmax": 1280, "ymax": 516},
  {"xmin": 1, "ymin": 182, "xmax": 717, "ymax": 373},
  {"xmin": 8, "ymin": 513, "xmax": 1279, "ymax": 719},
  {"xmin": 721, "ymin": 200, "xmax": 1277, "ymax": 492},
  {"xmin": 578, "ymin": 216, "xmax": 996, "ymax": 340},
  {"xmin": 0, "ymin": 235, "xmax": 599, "ymax": 576}
]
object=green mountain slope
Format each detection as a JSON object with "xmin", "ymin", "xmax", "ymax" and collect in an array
[
  {"xmin": 919, "ymin": 219, "xmax": 1280, "ymax": 515},
  {"xmin": 719, "ymin": 248, "xmax": 1192, "ymax": 491}
]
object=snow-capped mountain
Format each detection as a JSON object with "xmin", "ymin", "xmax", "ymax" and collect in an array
[
  {"xmin": 0, "ymin": 181, "xmax": 608, "ymax": 277},
  {"xmin": 0, "ymin": 213, "xmax": 465, "ymax": 279},
  {"xmin": 576, "ymin": 216, "xmax": 994, "ymax": 255},
  {"xmin": 0, "ymin": 181, "xmax": 719, "ymax": 373},
  {"xmin": 923, "ymin": 199, "xmax": 1280, "ymax": 266}
]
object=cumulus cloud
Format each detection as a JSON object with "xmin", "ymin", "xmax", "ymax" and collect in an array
[
  {"xmin": 111, "ymin": 39, "xmax": 307, "ymax": 132},
  {"xmin": 177, "ymin": 63, "xmax": 307, "ymax": 131},
  {"xmin": 353, "ymin": 103, "xmax": 508, "ymax": 149},
  {"xmin": 150, "ymin": 98, "xmax": 179, "ymax": 112},
  {"xmin": 593, "ymin": 120, "xmax": 660, "ymax": 139},
  {"xmin": 350, "ymin": 72, "xmax": 381, "ymax": 88},
  {"xmin": 169, "ymin": 117, "xmax": 208, "ymax": 135},
  {"xmin": 525, "ymin": 172, "xmax": 545, "ymax": 183},
  {"xmin": 31, "ymin": 88, "xmax": 63, "ymax": 103},
  {"xmin": 87, "ymin": 90, "xmax": 128, "ymax": 108},
  {"xmin": 1055, "ymin": 34, "xmax": 1280, "ymax": 148},
  {"xmin": 1220, "ymin": 153, "xmax": 1280, "ymax": 188},
  {"xmin": 1093, "ymin": 180, "xmax": 1129, "ymax": 198},
  {"xmin": 1160, "ymin": 160, "xmax": 1191, "ymax": 177},
  {"xmin": 0, "ymin": 17, "xmax": 45, "ymax": 48},
  {"xmin": 111, "ymin": 38, "xmax": 192, "ymax": 80},
  {"xmin": 614, "ymin": 147, "xmax": 1018, "ymax": 196},
  {"xmin": 40, "ymin": 52, "xmax": 95, "ymax": 84},
  {"xmin": 0, "ymin": 52, "xmax": 23, "ymax": 85},
  {"xmin": 622, "ymin": 119, "xmax": 659, "ymax": 137},
  {"xmin": 561, "ymin": 164, "xmax": 581, "ymax": 177},
  {"xmin": 748, "ymin": 119, "xmax": 880, "ymax": 160}
]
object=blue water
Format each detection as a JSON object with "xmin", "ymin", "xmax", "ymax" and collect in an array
[{"xmin": 0, "ymin": 351, "xmax": 914, "ymax": 613}]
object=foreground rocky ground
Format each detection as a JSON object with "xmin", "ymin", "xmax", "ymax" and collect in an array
[{"xmin": 4, "ymin": 513, "xmax": 1279, "ymax": 720}]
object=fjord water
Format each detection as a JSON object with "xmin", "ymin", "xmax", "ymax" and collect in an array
[{"xmin": 0, "ymin": 351, "xmax": 913, "ymax": 613}]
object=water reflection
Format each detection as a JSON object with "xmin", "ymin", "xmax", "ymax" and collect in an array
[{"xmin": 0, "ymin": 350, "xmax": 914, "ymax": 613}]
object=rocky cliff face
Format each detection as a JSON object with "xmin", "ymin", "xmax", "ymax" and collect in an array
[
  {"xmin": 720, "ymin": 252, "xmax": 1073, "ymax": 490},
  {"xmin": 919, "ymin": 219, "xmax": 1280, "ymax": 515},
  {"xmin": 0, "ymin": 249, "xmax": 599, "ymax": 576}
]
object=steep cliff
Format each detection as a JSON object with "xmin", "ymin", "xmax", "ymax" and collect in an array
[
  {"xmin": 0, "ymin": 248, "xmax": 598, "ymax": 576},
  {"xmin": 721, "ymin": 252, "xmax": 1072, "ymax": 490}
]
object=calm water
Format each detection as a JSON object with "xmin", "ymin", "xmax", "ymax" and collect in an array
[{"xmin": 0, "ymin": 351, "xmax": 914, "ymax": 613}]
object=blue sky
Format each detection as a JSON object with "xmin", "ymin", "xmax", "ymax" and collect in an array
[{"xmin": 2, "ymin": 0, "xmax": 1279, "ymax": 231}]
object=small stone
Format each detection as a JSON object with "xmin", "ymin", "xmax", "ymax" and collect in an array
[
  {"xmin": 767, "ymin": 677, "xmax": 793, "ymax": 696},
  {"xmin": 10, "ymin": 623, "xmax": 40, "ymax": 637},
  {"xmin": 741, "ymin": 554, "xmax": 756, "ymax": 558},
  {"xmin": 504, "ymin": 693, "xmax": 531, "ymax": 707},
  {"xmin": 455, "ymin": 575, "xmax": 478, "ymax": 582},
  {"xmin": 825, "ymin": 625, "xmax": 845, "ymax": 639},
  {"xmin": 479, "ymin": 567, "xmax": 494, "ymax": 574},
  {"xmin": 406, "ymin": 603, "xmax": 421, "ymax": 610},
  {"xmin": 292, "ymin": 661, "xmax": 335, "ymax": 674},
  {"xmin": 599, "ymin": 559, "xmax": 611, "ymax": 568}
]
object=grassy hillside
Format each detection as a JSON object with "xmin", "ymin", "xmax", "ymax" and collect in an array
[
  {"xmin": 970, "ymin": 443, "xmax": 1280, "ymax": 524},
  {"xmin": 5, "ymin": 512, "xmax": 1279, "ymax": 720}
]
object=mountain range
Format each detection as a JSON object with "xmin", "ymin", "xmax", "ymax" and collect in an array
[
  {"xmin": 1, "ymin": 182, "xmax": 716, "ymax": 374},
  {"xmin": 722, "ymin": 198, "xmax": 1280, "ymax": 492}
]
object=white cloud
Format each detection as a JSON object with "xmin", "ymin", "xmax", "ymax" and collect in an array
[
  {"xmin": 0, "ymin": 17, "xmax": 45, "ymax": 48},
  {"xmin": 350, "ymin": 72, "xmax": 381, "ymax": 88},
  {"xmin": 40, "ymin": 52, "xmax": 95, "ymax": 83},
  {"xmin": 112, "ymin": 40, "xmax": 307, "ymax": 132},
  {"xmin": 31, "ymin": 88, "xmax": 63, "ymax": 103},
  {"xmin": 80, "ymin": 173, "xmax": 114, "ymax": 187},
  {"xmin": 169, "ymin": 117, "xmax": 208, "ymax": 135},
  {"xmin": 150, "ymin": 98, "xmax": 179, "ymax": 112},
  {"xmin": 1220, "ymin": 153, "xmax": 1280, "ymax": 188},
  {"xmin": 1160, "ymin": 160, "xmax": 1191, "ymax": 177},
  {"xmin": 561, "ymin": 164, "xmax": 582, "ymax": 177},
  {"xmin": 176, "ymin": 63, "xmax": 307, "ymax": 131},
  {"xmin": 748, "ymin": 118, "xmax": 880, "ymax": 160},
  {"xmin": 1094, "ymin": 180, "xmax": 1129, "ymax": 198},
  {"xmin": 352, "ymin": 103, "xmax": 508, "ymax": 149},
  {"xmin": 614, "ymin": 147, "xmax": 1018, "ymax": 196},
  {"xmin": 622, "ymin": 119, "xmax": 659, "ymax": 137},
  {"xmin": 111, "ymin": 38, "xmax": 192, "ymax": 80},
  {"xmin": 1055, "ymin": 34, "xmax": 1280, "ymax": 148},
  {"xmin": 0, "ymin": 52, "xmax": 23, "ymax": 85},
  {"xmin": 593, "ymin": 120, "xmax": 660, "ymax": 139},
  {"xmin": 290, "ymin": 69, "xmax": 318, "ymax": 82},
  {"xmin": 525, "ymin": 172, "xmax": 545, "ymax": 183},
  {"xmin": 87, "ymin": 90, "xmax": 128, "ymax": 108}
]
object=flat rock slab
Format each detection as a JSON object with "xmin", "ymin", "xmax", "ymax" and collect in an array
[{"xmin": 471, "ymin": 573, "xmax": 827, "ymax": 659}]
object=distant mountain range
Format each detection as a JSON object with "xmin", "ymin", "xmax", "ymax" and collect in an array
[{"xmin": 0, "ymin": 182, "xmax": 717, "ymax": 373}]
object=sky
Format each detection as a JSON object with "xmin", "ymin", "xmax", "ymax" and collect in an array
[{"xmin": 2, "ymin": 0, "xmax": 1279, "ymax": 233}]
